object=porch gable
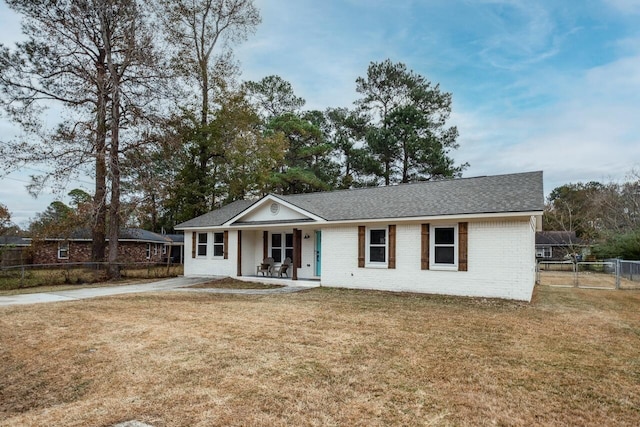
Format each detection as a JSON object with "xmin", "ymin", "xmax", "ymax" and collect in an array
[{"xmin": 226, "ymin": 195, "xmax": 325, "ymax": 226}]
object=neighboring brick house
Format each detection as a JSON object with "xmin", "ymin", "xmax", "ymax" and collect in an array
[
  {"xmin": 176, "ymin": 171, "xmax": 544, "ymax": 301},
  {"xmin": 31, "ymin": 228, "xmax": 179, "ymax": 264},
  {"xmin": 535, "ymin": 231, "xmax": 585, "ymax": 261}
]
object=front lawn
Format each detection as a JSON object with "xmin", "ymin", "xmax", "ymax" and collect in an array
[{"xmin": 1, "ymin": 285, "xmax": 638, "ymax": 426}]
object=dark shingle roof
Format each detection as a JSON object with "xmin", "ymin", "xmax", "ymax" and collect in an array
[
  {"xmin": 176, "ymin": 171, "xmax": 543, "ymax": 228},
  {"xmin": 34, "ymin": 228, "xmax": 171, "ymax": 243},
  {"xmin": 0, "ymin": 236, "xmax": 30, "ymax": 246},
  {"xmin": 119, "ymin": 228, "xmax": 170, "ymax": 243},
  {"xmin": 536, "ymin": 231, "xmax": 583, "ymax": 246},
  {"xmin": 165, "ymin": 234, "xmax": 184, "ymax": 244},
  {"xmin": 176, "ymin": 199, "xmax": 259, "ymax": 228},
  {"xmin": 280, "ymin": 171, "xmax": 543, "ymax": 221}
]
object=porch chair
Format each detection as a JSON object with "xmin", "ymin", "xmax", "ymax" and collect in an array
[
  {"xmin": 257, "ymin": 257, "xmax": 275, "ymax": 276},
  {"xmin": 275, "ymin": 257, "xmax": 292, "ymax": 278}
]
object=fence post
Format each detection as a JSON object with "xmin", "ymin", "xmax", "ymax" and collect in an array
[
  {"xmin": 616, "ymin": 259, "xmax": 621, "ymax": 290},
  {"xmin": 573, "ymin": 261, "xmax": 578, "ymax": 287}
]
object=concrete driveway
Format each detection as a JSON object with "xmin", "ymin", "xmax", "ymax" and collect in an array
[
  {"xmin": 0, "ymin": 276, "xmax": 215, "ymax": 307},
  {"xmin": 0, "ymin": 276, "xmax": 318, "ymax": 307}
]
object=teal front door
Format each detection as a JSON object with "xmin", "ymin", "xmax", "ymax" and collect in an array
[{"xmin": 315, "ymin": 231, "xmax": 322, "ymax": 276}]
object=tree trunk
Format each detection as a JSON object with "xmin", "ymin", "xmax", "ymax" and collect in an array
[
  {"xmin": 92, "ymin": 48, "xmax": 108, "ymax": 263},
  {"xmin": 402, "ymin": 141, "xmax": 409, "ymax": 183},
  {"xmin": 107, "ymin": 79, "xmax": 121, "ymax": 279},
  {"xmin": 201, "ymin": 60, "xmax": 208, "ymax": 126},
  {"xmin": 384, "ymin": 160, "xmax": 391, "ymax": 186},
  {"xmin": 101, "ymin": 4, "xmax": 121, "ymax": 279}
]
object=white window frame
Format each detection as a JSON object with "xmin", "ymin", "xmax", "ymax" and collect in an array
[
  {"xmin": 146, "ymin": 243, "xmax": 151, "ymax": 259},
  {"xmin": 536, "ymin": 246, "xmax": 552, "ymax": 258},
  {"xmin": 366, "ymin": 227, "xmax": 388, "ymax": 267},
  {"xmin": 197, "ymin": 232, "xmax": 208, "ymax": 257},
  {"xmin": 213, "ymin": 232, "xmax": 225, "ymax": 258},
  {"xmin": 270, "ymin": 232, "xmax": 293, "ymax": 263},
  {"xmin": 430, "ymin": 224, "xmax": 458, "ymax": 270},
  {"xmin": 153, "ymin": 244, "xmax": 158, "ymax": 256},
  {"xmin": 58, "ymin": 241, "xmax": 69, "ymax": 260}
]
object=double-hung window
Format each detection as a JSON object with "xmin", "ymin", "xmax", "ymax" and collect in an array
[
  {"xmin": 536, "ymin": 247, "xmax": 551, "ymax": 258},
  {"xmin": 271, "ymin": 232, "xmax": 293, "ymax": 262},
  {"xmin": 146, "ymin": 243, "xmax": 151, "ymax": 259},
  {"xmin": 431, "ymin": 225, "xmax": 457, "ymax": 268},
  {"xmin": 367, "ymin": 228, "xmax": 387, "ymax": 265},
  {"xmin": 213, "ymin": 232, "xmax": 224, "ymax": 257},
  {"xmin": 197, "ymin": 233, "xmax": 208, "ymax": 257},
  {"xmin": 58, "ymin": 242, "xmax": 69, "ymax": 260}
]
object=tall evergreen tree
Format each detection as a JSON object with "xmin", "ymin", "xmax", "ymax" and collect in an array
[
  {"xmin": 267, "ymin": 112, "xmax": 336, "ymax": 194},
  {"xmin": 355, "ymin": 59, "xmax": 466, "ymax": 185}
]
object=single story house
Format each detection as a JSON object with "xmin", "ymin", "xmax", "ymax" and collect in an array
[
  {"xmin": 176, "ymin": 171, "xmax": 544, "ymax": 301},
  {"xmin": 535, "ymin": 230, "xmax": 586, "ymax": 261},
  {"xmin": 30, "ymin": 228, "xmax": 183, "ymax": 265}
]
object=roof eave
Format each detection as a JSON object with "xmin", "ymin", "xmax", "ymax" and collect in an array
[{"xmin": 176, "ymin": 210, "xmax": 543, "ymax": 230}]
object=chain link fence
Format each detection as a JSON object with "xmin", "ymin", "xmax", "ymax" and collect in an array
[
  {"xmin": 0, "ymin": 262, "xmax": 184, "ymax": 291},
  {"xmin": 537, "ymin": 259, "xmax": 640, "ymax": 290}
]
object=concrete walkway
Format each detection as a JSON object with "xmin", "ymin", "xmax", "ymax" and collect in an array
[{"xmin": 0, "ymin": 276, "xmax": 317, "ymax": 307}]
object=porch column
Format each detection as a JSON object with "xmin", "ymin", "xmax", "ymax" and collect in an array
[
  {"xmin": 263, "ymin": 230, "xmax": 268, "ymax": 260},
  {"xmin": 237, "ymin": 230, "xmax": 242, "ymax": 276},
  {"xmin": 292, "ymin": 228, "xmax": 301, "ymax": 281}
]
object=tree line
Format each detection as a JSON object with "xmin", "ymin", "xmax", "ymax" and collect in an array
[
  {"xmin": 544, "ymin": 171, "xmax": 640, "ymax": 260},
  {"xmin": 0, "ymin": 0, "xmax": 465, "ymax": 276}
]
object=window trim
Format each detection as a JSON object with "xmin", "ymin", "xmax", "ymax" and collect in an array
[
  {"xmin": 536, "ymin": 246, "xmax": 552, "ymax": 258},
  {"xmin": 213, "ymin": 232, "xmax": 225, "ymax": 258},
  {"xmin": 58, "ymin": 241, "xmax": 70, "ymax": 260},
  {"xmin": 197, "ymin": 232, "xmax": 208, "ymax": 258},
  {"xmin": 270, "ymin": 232, "xmax": 293, "ymax": 263},
  {"xmin": 366, "ymin": 227, "xmax": 388, "ymax": 267},
  {"xmin": 430, "ymin": 224, "xmax": 458, "ymax": 270},
  {"xmin": 146, "ymin": 243, "xmax": 151, "ymax": 259}
]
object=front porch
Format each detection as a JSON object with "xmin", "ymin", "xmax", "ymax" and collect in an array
[{"xmin": 236, "ymin": 226, "xmax": 322, "ymax": 282}]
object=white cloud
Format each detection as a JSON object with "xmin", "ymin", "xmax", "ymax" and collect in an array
[
  {"xmin": 454, "ymin": 50, "xmax": 640, "ymax": 194},
  {"xmin": 478, "ymin": 2, "xmax": 559, "ymax": 68},
  {"xmin": 603, "ymin": 0, "xmax": 640, "ymax": 14}
]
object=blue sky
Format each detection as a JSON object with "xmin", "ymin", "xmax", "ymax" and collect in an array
[{"xmin": 1, "ymin": 0, "xmax": 640, "ymax": 227}]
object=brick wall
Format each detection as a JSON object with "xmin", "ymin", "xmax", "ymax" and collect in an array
[
  {"xmin": 181, "ymin": 218, "xmax": 537, "ymax": 301},
  {"xmin": 320, "ymin": 219, "xmax": 536, "ymax": 301},
  {"xmin": 32, "ymin": 241, "xmax": 166, "ymax": 264}
]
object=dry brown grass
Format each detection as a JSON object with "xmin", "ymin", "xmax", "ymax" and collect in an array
[
  {"xmin": 186, "ymin": 278, "xmax": 284, "ymax": 289},
  {"xmin": 1, "ymin": 285, "xmax": 639, "ymax": 426}
]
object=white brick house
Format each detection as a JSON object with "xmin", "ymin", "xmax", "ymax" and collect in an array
[{"xmin": 175, "ymin": 171, "xmax": 544, "ymax": 301}]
